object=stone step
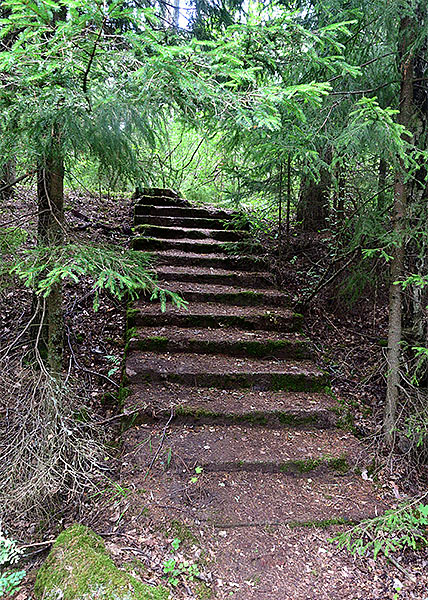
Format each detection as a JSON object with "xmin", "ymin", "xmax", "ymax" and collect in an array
[
  {"xmin": 129, "ymin": 327, "xmax": 310, "ymax": 359},
  {"xmin": 125, "ymin": 383, "xmax": 339, "ymax": 428},
  {"xmin": 131, "ymin": 237, "xmax": 262, "ymax": 255},
  {"xmin": 124, "ymin": 423, "xmax": 362, "ymax": 475},
  {"xmin": 138, "ymin": 188, "xmax": 180, "ymax": 199},
  {"xmin": 134, "ymin": 215, "xmax": 228, "ymax": 230},
  {"xmin": 154, "ymin": 250, "xmax": 269, "ymax": 272},
  {"xmin": 135, "ymin": 196, "xmax": 187, "ymax": 207},
  {"xmin": 125, "ymin": 352, "xmax": 327, "ymax": 391},
  {"xmin": 128, "ymin": 302, "xmax": 302, "ymax": 332},
  {"xmin": 156, "ymin": 266, "xmax": 273, "ymax": 289},
  {"xmin": 135, "ymin": 204, "xmax": 233, "ymax": 220},
  {"xmin": 121, "ymin": 468, "xmax": 384, "ymax": 529},
  {"xmin": 152, "ymin": 282, "xmax": 286, "ymax": 307},
  {"xmin": 134, "ymin": 224, "xmax": 248, "ymax": 242},
  {"xmin": 135, "ymin": 190, "xmax": 189, "ymax": 207}
]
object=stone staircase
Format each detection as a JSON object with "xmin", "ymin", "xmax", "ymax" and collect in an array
[{"xmin": 122, "ymin": 189, "xmax": 383, "ymax": 599}]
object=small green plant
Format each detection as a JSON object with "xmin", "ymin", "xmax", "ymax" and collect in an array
[
  {"xmin": 0, "ymin": 527, "xmax": 26, "ymax": 598},
  {"xmin": 331, "ymin": 502, "xmax": 428, "ymax": 559},
  {"xmin": 162, "ymin": 538, "xmax": 200, "ymax": 587},
  {"xmin": 190, "ymin": 466, "xmax": 203, "ymax": 484},
  {"xmin": 91, "ymin": 480, "xmax": 131, "ymax": 523},
  {"xmin": 105, "ymin": 354, "xmax": 121, "ymax": 377}
]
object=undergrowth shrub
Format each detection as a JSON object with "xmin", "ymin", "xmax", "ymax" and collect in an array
[
  {"xmin": 331, "ymin": 501, "xmax": 428, "ymax": 559},
  {"xmin": 10, "ymin": 243, "xmax": 185, "ymax": 311},
  {"xmin": 0, "ymin": 361, "xmax": 107, "ymax": 522},
  {"xmin": 0, "ymin": 527, "xmax": 25, "ymax": 598}
]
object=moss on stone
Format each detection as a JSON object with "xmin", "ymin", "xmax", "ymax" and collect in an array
[
  {"xmin": 328, "ymin": 456, "xmax": 350, "ymax": 474},
  {"xmin": 280, "ymin": 459, "xmax": 322, "ymax": 474},
  {"xmin": 279, "ymin": 455, "xmax": 350, "ymax": 475},
  {"xmin": 136, "ymin": 336, "xmax": 169, "ymax": 352},
  {"xmin": 126, "ymin": 309, "xmax": 138, "ymax": 328},
  {"xmin": 34, "ymin": 524, "xmax": 169, "ymax": 600},
  {"xmin": 271, "ymin": 373, "xmax": 326, "ymax": 392}
]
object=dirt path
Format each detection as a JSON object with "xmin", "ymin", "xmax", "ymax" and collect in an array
[{"xmin": 121, "ymin": 189, "xmax": 386, "ymax": 599}]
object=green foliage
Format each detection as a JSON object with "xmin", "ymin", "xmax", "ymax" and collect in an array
[
  {"xmin": 0, "ymin": 227, "xmax": 27, "ymax": 290},
  {"xmin": 0, "ymin": 527, "xmax": 25, "ymax": 598},
  {"xmin": 404, "ymin": 408, "xmax": 428, "ymax": 450},
  {"xmin": 331, "ymin": 503, "xmax": 428, "ymax": 559},
  {"xmin": 341, "ymin": 98, "xmax": 410, "ymax": 165},
  {"xmin": 9, "ymin": 243, "xmax": 186, "ymax": 311},
  {"xmin": 162, "ymin": 538, "xmax": 200, "ymax": 588}
]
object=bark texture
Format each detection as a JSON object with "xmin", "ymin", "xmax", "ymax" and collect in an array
[
  {"xmin": 36, "ymin": 150, "xmax": 65, "ymax": 376},
  {"xmin": 296, "ymin": 150, "xmax": 331, "ymax": 232},
  {"xmin": 384, "ymin": 17, "xmax": 414, "ymax": 446}
]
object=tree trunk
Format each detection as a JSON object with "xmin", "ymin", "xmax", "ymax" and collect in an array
[
  {"xmin": 384, "ymin": 17, "xmax": 415, "ymax": 447},
  {"xmin": 36, "ymin": 147, "xmax": 64, "ymax": 376},
  {"xmin": 296, "ymin": 173, "xmax": 330, "ymax": 231},
  {"xmin": 404, "ymin": 27, "xmax": 428, "ymax": 353},
  {"xmin": 296, "ymin": 149, "xmax": 331, "ymax": 231},
  {"xmin": 336, "ymin": 162, "xmax": 345, "ymax": 222},
  {"xmin": 0, "ymin": 6, "xmax": 17, "ymax": 203},
  {"xmin": 0, "ymin": 159, "xmax": 16, "ymax": 201},
  {"xmin": 286, "ymin": 156, "xmax": 291, "ymax": 237},
  {"xmin": 172, "ymin": 0, "xmax": 179, "ymax": 30},
  {"xmin": 377, "ymin": 158, "xmax": 387, "ymax": 210}
]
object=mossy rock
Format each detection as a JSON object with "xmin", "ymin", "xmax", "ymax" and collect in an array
[{"xmin": 34, "ymin": 524, "xmax": 169, "ymax": 600}]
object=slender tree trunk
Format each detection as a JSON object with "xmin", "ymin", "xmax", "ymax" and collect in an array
[
  {"xmin": 36, "ymin": 144, "xmax": 65, "ymax": 376},
  {"xmin": 377, "ymin": 158, "xmax": 387, "ymax": 210},
  {"xmin": 0, "ymin": 159, "xmax": 16, "ymax": 201},
  {"xmin": 278, "ymin": 161, "xmax": 283, "ymax": 255},
  {"xmin": 33, "ymin": 6, "xmax": 67, "ymax": 376},
  {"xmin": 0, "ymin": 7, "xmax": 17, "ymax": 202},
  {"xmin": 404, "ymin": 28, "xmax": 428, "ymax": 352},
  {"xmin": 296, "ymin": 148, "xmax": 331, "ymax": 231},
  {"xmin": 172, "ymin": 0, "xmax": 180, "ymax": 30},
  {"xmin": 336, "ymin": 163, "xmax": 345, "ymax": 221},
  {"xmin": 286, "ymin": 156, "xmax": 291, "ymax": 237},
  {"xmin": 384, "ymin": 17, "xmax": 415, "ymax": 447}
]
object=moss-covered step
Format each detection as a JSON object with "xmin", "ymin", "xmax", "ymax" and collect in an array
[
  {"xmin": 128, "ymin": 327, "xmax": 311, "ymax": 359},
  {"xmin": 151, "ymin": 282, "xmax": 287, "ymax": 307},
  {"xmin": 134, "ymin": 224, "xmax": 249, "ymax": 242},
  {"xmin": 123, "ymin": 423, "xmax": 362, "ymax": 475},
  {"xmin": 131, "ymin": 237, "xmax": 263, "ymax": 255},
  {"xmin": 124, "ymin": 383, "xmax": 339, "ymax": 429},
  {"xmin": 135, "ymin": 204, "xmax": 233, "ymax": 219},
  {"xmin": 34, "ymin": 524, "xmax": 168, "ymax": 600},
  {"xmin": 138, "ymin": 188, "xmax": 180, "ymax": 198},
  {"xmin": 156, "ymin": 266, "xmax": 272, "ymax": 289},
  {"xmin": 154, "ymin": 250, "xmax": 269, "ymax": 273},
  {"xmin": 125, "ymin": 352, "xmax": 328, "ymax": 391},
  {"xmin": 132, "ymin": 236, "xmax": 224, "ymax": 253},
  {"xmin": 130, "ymin": 302, "xmax": 302, "ymax": 332},
  {"xmin": 135, "ymin": 215, "xmax": 227, "ymax": 229},
  {"xmin": 136, "ymin": 191, "xmax": 188, "ymax": 206}
]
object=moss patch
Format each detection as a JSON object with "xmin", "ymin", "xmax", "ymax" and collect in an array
[
  {"xmin": 34, "ymin": 524, "xmax": 169, "ymax": 600},
  {"xmin": 271, "ymin": 373, "xmax": 327, "ymax": 392},
  {"xmin": 279, "ymin": 455, "xmax": 350, "ymax": 474},
  {"xmin": 168, "ymin": 519, "xmax": 199, "ymax": 547}
]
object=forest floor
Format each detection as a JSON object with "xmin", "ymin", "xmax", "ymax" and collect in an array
[{"xmin": 2, "ymin": 187, "xmax": 428, "ymax": 600}]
